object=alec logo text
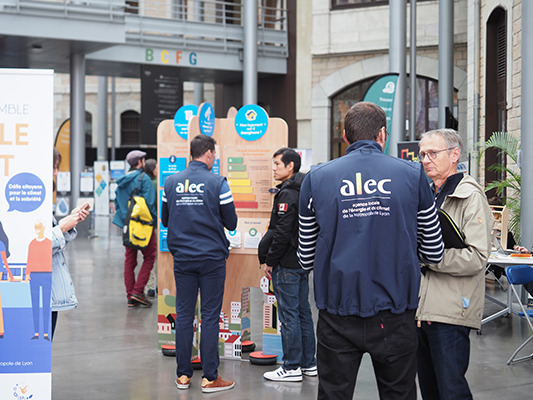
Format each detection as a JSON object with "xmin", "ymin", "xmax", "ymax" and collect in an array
[
  {"xmin": 340, "ymin": 173, "xmax": 391, "ymax": 196},
  {"xmin": 175, "ymin": 179, "xmax": 204, "ymax": 194}
]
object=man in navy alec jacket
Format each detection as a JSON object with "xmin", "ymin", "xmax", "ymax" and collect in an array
[
  {"xmin": 161, "ymin": 134, "xmax": 237, "ymax": 394},
  {"xmin": 298, "ymin": 102, "xmax": 444, "ymax": 400}
]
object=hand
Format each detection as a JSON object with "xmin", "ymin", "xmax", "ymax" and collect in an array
[
  {"xmin": 8, "ymin": 273, "xmax": 15, "ymax": 282},
  {"xmin": 25, "ymin": 274, "xmax": 30, "ymax": 282},
  {"xmin": 513, "ymin": 245, "xmax": 531, "ymax": 254},
  {"xmin": 58, "ymin": 214, "xmax": 80, "ymax": 233},
  {"xmin": 72, "ymin": 203, "xmax": 90, "ymax": 222},
  {"xmin": 262, "ymin": 264, "xmax": 273, "ymax": 279}
]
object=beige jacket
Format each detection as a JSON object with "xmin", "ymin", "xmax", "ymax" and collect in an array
[{"xmin": 416, "ymin": 175, "xmax": 493, "ymax": 330}]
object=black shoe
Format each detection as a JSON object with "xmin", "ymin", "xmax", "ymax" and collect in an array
[
  {"xmin": 128, "ymin": 298, "xmax": 140, "ymax": 307},
  {"xmin": 147, "ymin": 289, "xmax": 156, "ymax": 298},
  {"xmin": 31, "ymin": 335, "xmax": 39, "ymax": 340},
  {"xmin": 131, "ymin": 293, "xmax": 152, "ymax": 307},
  {"xmin": 44, "ymin": 335, "xmax": 50, "ymax": 341}
]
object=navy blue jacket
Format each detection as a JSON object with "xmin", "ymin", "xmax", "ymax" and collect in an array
[
  {"xmin": 161, "ymin": 160, "xmax": 238, "ymax": 261},
  {"xmin": 298, "ymin": 140, "xmax": 443, "ymax": 317}
]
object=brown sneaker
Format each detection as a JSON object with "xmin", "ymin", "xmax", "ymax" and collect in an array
[
  {"xmin": 175, "ymin": 375, "xmax": 191, "ymax": 390},
  {"xmin": 131, "ymin": 293, "xmax": 152, "ymax": 307},
  {"xmin": 201, "ymin": 376, "xmax": 235, "ymax": 393}
]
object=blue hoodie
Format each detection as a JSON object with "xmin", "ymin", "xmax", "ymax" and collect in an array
[{"xmin": 298, "ymin": 140, "xmax": 443, "ymax": 317}]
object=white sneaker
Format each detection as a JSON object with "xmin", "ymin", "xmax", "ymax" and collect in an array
[
  {"xmin": 302, "ymin": 365, "xmax": 318, "ymax": 376},
  {"xmin": 264, "ymin": 366, "xmax": 302, "ymax": 382}
]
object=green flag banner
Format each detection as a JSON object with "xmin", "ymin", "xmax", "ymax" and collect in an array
[{"xmin": 363, "ymin": 74, "xmax": 399, "ymax": 155}]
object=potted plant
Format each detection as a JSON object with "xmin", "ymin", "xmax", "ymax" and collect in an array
[{"xmin": 478, "ymin": 131, "xmax": 521, "ymax": 242}]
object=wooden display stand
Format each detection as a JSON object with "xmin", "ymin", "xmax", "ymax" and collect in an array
[{"xmin": 156, "ymin": 103, "xmax": 288, "ymax": 360}]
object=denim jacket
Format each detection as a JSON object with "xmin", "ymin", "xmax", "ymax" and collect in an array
[{"xmin": 51, "ymin": 218, "xmax": 78, "ymax": 311}]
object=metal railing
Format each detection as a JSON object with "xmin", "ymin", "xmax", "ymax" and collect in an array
[{"xmin": 0, "ymin": 0, "xmax": 288, "ymax": 57}]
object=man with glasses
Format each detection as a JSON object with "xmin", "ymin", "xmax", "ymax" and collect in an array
[
  {"xmin": 298, "ymin": 101, "xmax": 444, "ymax": 400},
  {"xmin": 416, "ymin": 129, "xmax": 493, "ymax": 400}
]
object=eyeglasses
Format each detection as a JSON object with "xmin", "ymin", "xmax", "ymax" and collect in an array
[{"xmin": 418, "ymin": 147, "xmax": 456, "ymax": 161}]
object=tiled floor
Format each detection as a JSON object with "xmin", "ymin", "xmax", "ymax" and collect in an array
[{"xmin": 51, "ymin": 216, "xmax": 533, "ymax": 399}]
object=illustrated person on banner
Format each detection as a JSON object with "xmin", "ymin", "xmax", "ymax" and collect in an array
[
  {"xmin": 259, "ymin": 148, "xmax": 317, "ymax": 382},
  {"xmin": 162, "ymin": 134, "xmax": 238, "ymax": 393},
  {"xmin": 26, "ymin": 220, "xmax": 53, "ymax": 341},
  {"xmin": 416, "ymin": 129, "xmax": 493, "ymax": 400},
  {"xmin": 0, "ymin": 220, "xmax": 14, "ymax": 339},
  {"xmin": 297, "ymin": 101, "xmax": 444, "ymax": 400},
  {"xmin": 112, "ymin": 150, "xmax": 157, "ymax": 308}
]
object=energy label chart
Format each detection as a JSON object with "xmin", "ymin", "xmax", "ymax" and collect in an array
[{"xmin": 224, "ymin": 148, "xmax": 273, "ymax": 213}]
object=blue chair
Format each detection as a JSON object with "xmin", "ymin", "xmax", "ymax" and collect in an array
[{"xmin": 505, "ymin": 265, "xmax": 533, "ymax": 365}]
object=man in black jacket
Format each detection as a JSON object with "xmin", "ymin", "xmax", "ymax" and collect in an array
[{"xmin": 259, "ymin": 148, "xmax": 317, "ymax": 382}]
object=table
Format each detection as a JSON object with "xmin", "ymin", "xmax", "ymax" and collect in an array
[{"xmin": 482, "ymin": 252, "xmax": 533, "ymax": 326}]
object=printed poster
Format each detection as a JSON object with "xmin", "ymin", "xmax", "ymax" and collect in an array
[
  {"xmin": 93, "ymin": 161, "xmax": 109, "ymax": 216},
  {"xmin": 0, "ymin": 69, "xmax": 54, "ymax": 399}
]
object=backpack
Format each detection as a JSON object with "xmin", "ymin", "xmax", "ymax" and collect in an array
[{"xmin": 123, "ymin": 172, "xmax": 154, "ymax": 250}]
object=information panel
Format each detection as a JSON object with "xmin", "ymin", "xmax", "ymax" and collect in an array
[{"xmin": 0, "ymin": 68, "xmax": 54, "ymax": 400}]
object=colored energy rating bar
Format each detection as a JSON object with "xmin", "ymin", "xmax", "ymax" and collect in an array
[
  {"xmin": 228, "ymin": 164, "xmax": 246, "ymax": 171},
  {"xmin": 230, "ymin": 186, "xmax": 253, "ymax": 194},
  {"xmin": 228, "ymin": 171, "xmax": 249, "ymax": 179},
  {"xmin": 228, "ymin": 157, "xmax": 243, "ymax": 163},
  {"xmin": 233, "ymin": 193, "xmax": 256, "ymax": 201},
  {"xmin": 235, "ymin": 201, "xmax": 258, "ymax": 209},
  {"xmin": 228, "ymin": 179, "xmax": 251, "ymax": 186}
]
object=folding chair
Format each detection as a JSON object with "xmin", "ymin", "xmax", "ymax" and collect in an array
[{"xmin": 504, "ymin": 265, "xmax": 533, "ymax": 365}]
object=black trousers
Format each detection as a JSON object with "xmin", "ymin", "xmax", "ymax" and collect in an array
[{"xmin": 317, "ymin": 309, "xmax": 417, "ymax": 400}]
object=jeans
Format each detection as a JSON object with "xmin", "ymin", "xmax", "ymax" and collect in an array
[
  {"xmin": 173, "ymin": 258, "xmax": 226, "ymax": 381},
  {"xmin": 317, "ymin": 309, "xmax": 417, "ymax": 400},
  {"xmin": 417, "ymin": 321, "xmax": 473, "ymax": 400},
  {"xmin": 124, "ymin": 233, "xmax": 156, "ymax": 299},
  {"xmin": 271, "ymin": 266, "xmax": 316, "ymax": 370}
]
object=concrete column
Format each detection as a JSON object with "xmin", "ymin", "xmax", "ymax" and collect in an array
[
  {"xmin": 97, "ymin": 76, "xmax": 108, "ymax": 161},
  {"xmin": 438, "ymin": 0, "xmax": 454, "ymax": 128},
  {"xmin": 243, "ymin": 0, "xmax": 258, "ymax": 105},
  {"xmin": 409, "ymin": 0, "xmax": 416, "ymax": 141},
  {"xmin": 194, "ymin": 82, "xmax": 204, "ymax": 105},
  {"xmin": 193, "ymin": 2, "xmax": 204, "ymax": 106},
  {"xmin": 521, "ymin": 1, "xmax": 533, "ymax": 248},
  {"xmin": 70, "ymin": 53, "xmax": 86, "ymax": 208},
  {"xmin": 111, "ymin": 77, "xmax": 116, "ymax": 161},
  {"xmin": 389, "ymin": 0, "xmax": 407, "ymax": 157}
]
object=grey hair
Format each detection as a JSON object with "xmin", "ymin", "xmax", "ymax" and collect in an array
[{"xmin": 420, "ymin": 129, "xmax": 463, "ymax": 155}]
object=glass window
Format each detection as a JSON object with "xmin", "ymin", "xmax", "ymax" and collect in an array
[
  {"xmin": 330, "ymin": 75, "xmax": 458, "ymax": 159},
  {"xmin": 121, "ymin": 110, "xmax": 140, "ymax": 146}
]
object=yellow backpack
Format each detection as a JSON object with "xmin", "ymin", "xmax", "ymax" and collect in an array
[{"xmin": 123, "ymin": 173, "xmax": 154, "ymax": 250}]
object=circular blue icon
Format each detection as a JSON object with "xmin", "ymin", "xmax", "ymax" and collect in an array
[
  {"xmin": 169, "ymin": 155, "xmax": 176, "ymax": 163},
  {"xmin": 234, "ymin": 104, "xmax": 269, "ymax": 141},
  {"xmin": 174, "ymin": 104, "xmax": 198, "ymax": 140},
  {"xmin": 198, "ymin": 103, "xmax": 215, "ymax": 137}
]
